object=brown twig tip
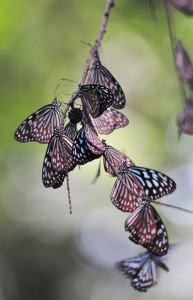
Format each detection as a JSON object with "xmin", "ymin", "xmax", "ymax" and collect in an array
[{"xmin": 61, "ymin": 0, "xmax": 115, "ymax": 122}]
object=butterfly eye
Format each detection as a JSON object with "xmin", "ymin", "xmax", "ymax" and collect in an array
[{"xmin": 14, "ymin": 98, "xmax": 61, "ymax": 144}]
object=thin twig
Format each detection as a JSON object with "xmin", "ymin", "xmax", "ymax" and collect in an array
[
  {"xmin": 163, "ymin": 0, "xmax": 187, "ymax": 101},
  {"xmin": 154, "ymin": 200, "xmax": 193, "ymax": 214},
  {"xmin": 61, "ymin": 0, "xmax": 115, "ymax": 123},
  {"xmin": 66, "ymin": 173, "xmax": 72, "ymax": 214}
]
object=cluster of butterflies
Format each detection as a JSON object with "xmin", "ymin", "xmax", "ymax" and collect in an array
[{"xmin": 14, "ymin": 50, "xmax": 176, "ymax": 292}]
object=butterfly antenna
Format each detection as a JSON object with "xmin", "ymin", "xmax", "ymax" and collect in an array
[
  {"xmin": 54, "ymin": 83, "xmax": 60, "ymax": 99},
  {"xmin": 66, "ymin": 172, "xmax": 72, "ymax": 214},
  {"xmin": 92, "ymin": 157, "xmax": 102, "ymax": 184},
  {"xmin": 154, "ymin": 200, "xmax": 193, "ymax": 214},
  {"xmin": 80, "ymin": 40, "xmax": 93, "ymax": 51},
  {"xmin": 61, "ymin": 78, "xmax": 79, "ymax": 85}
]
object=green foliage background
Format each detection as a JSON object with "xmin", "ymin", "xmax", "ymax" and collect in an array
[{"xmin": 1, "ymin": 0, "xmax": 193, "ymax": 299}]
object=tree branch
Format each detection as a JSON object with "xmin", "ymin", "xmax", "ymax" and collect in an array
[{"xmin": 62, "ymin": 0, "xmax": 115, "ymax": 122}]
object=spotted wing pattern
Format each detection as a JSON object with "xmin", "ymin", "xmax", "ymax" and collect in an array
[
  {"xmin": 127, "ymin": 166, "xmax": 176, "ymax": 200},
  {"xmin": 88, "ymin": 107, "xmax": 129, "ymax": 134},
  {"xmin": 116, "ymin": 251, "xmax": 169, "ymax": 292},
  {"xmin": 103, "ymin": 144, "xmax": 134, "ymax": 176},
  {"xmin": 14, "ymin": 98, "xmax": 60, "ymax": 143},
  {"xmin": 72, "ymin": 126, "xmax": 104, "ymax": 165},
  {"xmin": 126, "ymin": 202, "xmax": 169, "ymax": 257},
  {"xmin": 87, "ymin": 51, "xmax": 126, "ymax": 109},
  {"xmin": 79, "ymin": 84, "xmax": 114, "ymax": 118}
]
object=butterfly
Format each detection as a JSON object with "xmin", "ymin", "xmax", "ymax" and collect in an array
[
  {"xmin": 116, "ymin": 251, "xmax": 169, "ymax": 292},
  {"xmin": 125, "ymin": 201, "xmax": 169, "ymax": 256},
  {"xmin": 79, "ymin": 84, "xmax": 114, "ymax": 118},
  {"xmin": 102, "ymin": 141, "xmax": 135, "ymax": 176},
  {"xmin": 169, "ymin": 0, "xmax": 193, "ymax": 16},
  {"xmin": 111, "ymin": 162, "xmax": 176, "ymax": 212},
  {"xmin": 42, "ymin": 128, "xmax": 76, "ymax": 188},
  {"xmin": 14, "ymin": 98, "xmax": 61, "ymax": 144},
  {"xmin": 175, "ymin": 41, "xmax": 193, "ymax": 88},
  {"xmin": 83, "ymin": 107, "xmax": 129, "ymax": 135},
  {"xmin": 177, "ymin": 97, "xmax": 193, "ymax": 136},
  {"xmin": 72, "ymin": 126, "xmax": 105, "ymax": 165},
  {"xmin": 87, "ymin": 50, "xmax": 126, "ymax": 109}
]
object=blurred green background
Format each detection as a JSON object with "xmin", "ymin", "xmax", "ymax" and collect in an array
[{"xmin": 1, "ymin": 0, "xmax": 193, "ymax": 299}]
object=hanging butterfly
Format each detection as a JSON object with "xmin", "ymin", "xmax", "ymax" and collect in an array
[
  {"xmin": 14, "ymin": 98, "xmax": 61, "ymax": 144},
  {"xmin": 63, "ymin": 107, "xmax": 83, "ymax": 141},
  {"xmin": 125, "ymin": 201, "xmax": 169, "ymax": 257},
  {"xmin": 169, "ymin": 0, "xmax": 193, "ymax": 16},
  {"xmin": 91, "ymin": 141, "xmax": 134, "ymax": 184},
  {"xmin": 42, "ymin": 127, "xmax": 76, "ymax": 188},
  {"xmin": 175, "ymin": 41, "xmax": 193, "ymax": 88},
  {"xmin": 102, "ymin": 141, "xmax": 135, "ymax": 175},
  {"xmin": 111, "ymin": 161, "xmax": 176, "ymax": 213},
  {"xmin": 116, "ymin": 251, "xmax": 169, "ymax": 292},
  {"xmin": 83, "ymin": 107, "xmax": 129, "ymax": 135},
  {"xmin": 72, "ymin": 126, "xmax": 105, "ymax": 165},
  {"xmin": 79, "ymin": 84, "xmax": 114, "ymax": 118},
  {"xmin": 87, "ymin": 50, "xmax": 126, "ymax": 109},
  {"xmin": 42, "ymin": 148, "xmax": 66, "ymax": 189}
]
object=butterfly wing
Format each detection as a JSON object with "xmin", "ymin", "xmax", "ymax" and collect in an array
[
  {"xmin": 127, "ymin": 166, "xmax": 176, "ymax": 200},
  {"xmin": 143, "ymin": 207, "xmax": 169, "ymax": 257},
  {"xmin": 80, "ymin": 85, "xmax": 114, "ymax": 118},
  {"xmin": 14, "ymin": 98, "xmax": 60, "ymax": 143},
  {"xmin": 89, "ymin": 107, "xmax": 129, "ymax": 134},
  {"xmin": 72, "ymin": 127, "xmax": 102, "ymax": 165},
  {"xmin": 84, "ymin": 126, "xmax": 105, "ymax": 155},
  {"xmin": 64, "ymin": 122, "xmax": 77, "ymax": 141},
  {"xmin": 125, "ymin": 202, "xmax": 157, "ymax": 245},
  {"xmin": 131, "ymin": 257, "xmax": 157, "ymax": 292},
  {"xmin": 42, "ymin": 144, "xmax": 66, "ymax": 188},
  {"xmin": 111, "ymin": 163, "xmax": 143, "ymax": 212},
  {"xmin": 103, "ymin": 145, "xmax": 134, "ymax": 175},
  {"xmin": 116, "ymin": 252, "xmax": 150, "ymax": 278},
  {"xmin": 88, "ymin": 52, "xmax": 126, "ymax": 109}
]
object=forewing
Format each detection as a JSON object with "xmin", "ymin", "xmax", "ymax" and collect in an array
[
  {"xmin": 131, "ymin": 258, "xmax": 157, "ymax": 292},
  {"xmin": 72, "ymin": 127, "xmax": 101, "ymax": 165},
  {"xmin": 14, "ymin": 98, "xmax": 60, "ymax": 144},
  {"xmin": 143, "ymin": 207, "xmax": 169, "ymax": 257},
  {"xmin": 103, "ymin": 145, "xmax": 134, "ymax": 175},
  {"xmin": 88, "ymin": 54, "xmax": 125, "ymax": 109},
  {"xmin": 125, "ymin": 202, "xmax": 157, "ymax": 245},
  {"xmin": 128, "ymin": 166, "xmax": 176, "ymax": 200},
  {"xmin": 84, "ymin": 126, "xmax": 105, "ymax": 155},
  {"xmin": 111, "ymin": 172, "xmax": 143, "ymax": 212},
  {"xmin": 89, "ymin": 107, "xmax": 129, "ymax": 134}
]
